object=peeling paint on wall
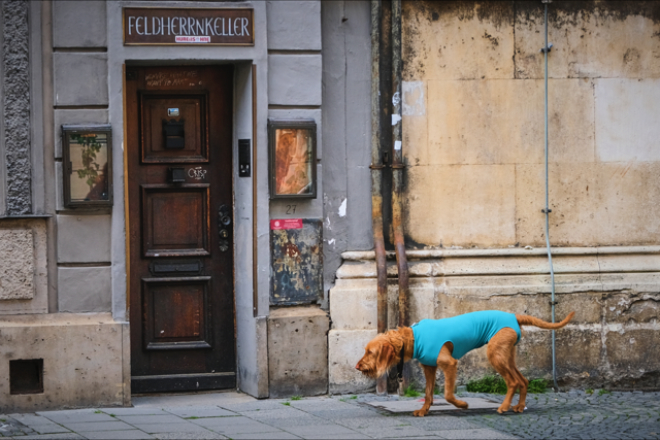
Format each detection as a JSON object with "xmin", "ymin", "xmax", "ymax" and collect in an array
[
  {"xmin": 402, "ymin": 81, "xmax": 425, "ymax": 116},
  {"xmin": 271, "ymin": 218, "xmax": 323, "ymax": 305},
  {"xmin": 338, "ymin": 199, "xmax": 347, "ymax": 217}
]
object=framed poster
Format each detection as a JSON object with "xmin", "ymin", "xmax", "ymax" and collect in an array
[
  {"xmin": 268, "ymin": 119, "xmax": 317, "ymax": 199},
  {"xmin": 61, "ymin": 125, "xmax": 113, "ymax": 209}
]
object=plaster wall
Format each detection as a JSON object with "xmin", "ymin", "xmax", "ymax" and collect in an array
[{"xmin": 321, "ymin": 1, "xmax": 373, "ymax": 298}]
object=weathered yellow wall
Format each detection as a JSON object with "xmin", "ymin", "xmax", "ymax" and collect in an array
[{"xmin": 402, "ymin": 1, "xmax": 660, "ymax": 248}]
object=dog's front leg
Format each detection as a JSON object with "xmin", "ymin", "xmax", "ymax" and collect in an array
[
  {"xmin": 437, "ymin": 345, "xmax": 468, "ymax": 410},
  {"xmin": 413, "ymin": 364, "xmax": 437, "ymax": 417}
]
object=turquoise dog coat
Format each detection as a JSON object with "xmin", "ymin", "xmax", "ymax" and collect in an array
[{"xmin": 411, "ymin": 311, "xmax": 521, "ymax": 366}]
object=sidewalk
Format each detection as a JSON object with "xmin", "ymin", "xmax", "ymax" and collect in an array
[{"xmin": 1, "ymin": 390, "xmax": 659, "ymax": 439}]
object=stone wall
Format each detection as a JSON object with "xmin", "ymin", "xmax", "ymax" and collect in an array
[
  {"xmin": 401, "ymin": 0, "xmax": 660, "ymax": 248},
  {"xmin": 330, "ymin": 248, "xmax": 660, "ymax": 392},
  {"xmin": 328, "ymin": 0, "xmax": 660, "ymax": 394}
]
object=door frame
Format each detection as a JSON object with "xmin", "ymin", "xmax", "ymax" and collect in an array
[
  {"xmin": 115, "ymin": 58, "xmax": 270, "ymax": 397},
  {"xmin": 107, "ymin": 2, "xmax": 271, "ymax": 399},
  {"xmin": 124, "ymin": 64, "xmax": 236, "ymax": 393}
]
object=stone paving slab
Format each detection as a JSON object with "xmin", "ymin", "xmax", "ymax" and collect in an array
[
  {"xmin": 132, "ymin": 392, "xmax": 253, "ymax": 408},
  {"xmin": 261, "ymin": 415, "xmax": 331, "ymax": 429},
  {"xmin": 115, "ymin": 415, "xmax": 187, "ymax": 425},
  {"xmin": 36, "ymin": 410, "xmax": 115, "ymax": 424},
  {"xmin": 17, "ymin": 434, "xmax": 85, "ymax": 440},
  {"xmin": 282, "ymin": 424, "xmax": 363, "ymax": 438},
  {"xmin": 163, "ymin": 406, "xmax": 236, "ymax": 419},
  {"xmin": 218, "ymin": 399, "xmax": 287, "ymax": 412},
  {"xmin": 305, "ymin": 407, "xmax": 382, "ymax": 420},
  {"xmin": 81, "ymin": 430, "xmax": 155, "ymax": 439},
  {"xmin": 58, "ymin": 421, "xmax": 135, "ymax": 433},
  {"xmin": 124, "ymin": 422, "xmax": 214, "ymax": 435},
  {"xmin": 151, "ymin": 433, "xmax": 226, "ymax": 440},
  {"xmin": 301, "ymin": 434, "xmax": 372, "ymax": 440},
  {"xmin": 190, "ymin": 416, "xmax": 282, "ymax": 435},
  {"xmin": 366, "ymin": 397, "xmax": 501, "ymax": 413},
  {"xmin": 97, "ymin": 408, "xmax": 167, "ymax": 416},
  {"xmin": 7, "ymin": 413, "xmax": 71, "ymax": 434},
  {"xmin": 230, "ymin": 433, "xmax": 301, "ymax": 440}
]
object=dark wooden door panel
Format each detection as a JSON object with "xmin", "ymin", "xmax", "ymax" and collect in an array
[
  {"xmin": 141, "ymin": 184, "xmax": 210, "ymax": 257},
  {"xmin": 142, "ymin": 277, "xmax": 212, "ymax": 351},
  {"xmin": 127, "ymin": 65, "xmax": 235, "ymax": 393},
  {"xmin": 140, "ymin": 92, "xmax": 209, "ymax": 163}
]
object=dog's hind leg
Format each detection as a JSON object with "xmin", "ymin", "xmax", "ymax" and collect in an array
[
  {"xmin": 437, "ymin": 344, "xmax": 468, "ymax": 410},
  {"xmin": 487, "ymin": 328, "xmax": 522, "ymax": 414},
  {"xmin": 510, "ymin": 349, "xmax": 529, "ymax": 413},
  {"xmin": 413, "ymin": 364, "xmax": 437, "ymax": 417}
]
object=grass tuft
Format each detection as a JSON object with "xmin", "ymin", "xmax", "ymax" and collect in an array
[
  {"xmin": 586, "ymin": 388, "xmax": 594, "ymax": 395},
  {"xmin": 350, "ymin": 395, "xmax": 358, "ymax": 400},
  {"xmin": 185, "ymin": 416, "xmax": 199, "ymax": 420},
  {"xmin": 94, "ymin": 410, "xmax": 103, "ymax": 414},
  {"xmin": 403, "ymin": 385, "xmax": 421, "ymax": 398},
  {"xmin": 527, "ymin": 378, "xmax": 549, "ymax": 394},
  {"xmin": 282, "ymin": 402, "xmax": 291, "ymax": 406},
  {"xmin": 466, "ymin": 375, "xmax": 549, "ymax": 394},
  {"xmin": 291, "ymin": 395, "xmax": 302, "ymax": 401},
  {"xmin": 466, "ymin": 375, "xmax": 508, "ymax": 394},
  {"xmin": 598, "ymin": 389, "xmax": 612, "ymax": 396}
]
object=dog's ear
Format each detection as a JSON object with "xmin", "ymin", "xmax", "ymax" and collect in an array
[{"xmin": 376, "ymin": 342, "xmax": 395, "ymax": 371}]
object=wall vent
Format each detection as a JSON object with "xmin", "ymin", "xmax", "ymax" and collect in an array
[{"xmin": 10, "ymin": 359, "xmax": 44, "ymax": 395}]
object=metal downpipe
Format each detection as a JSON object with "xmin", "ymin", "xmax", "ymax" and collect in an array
[
  {"xmin": 391, "ymin": 0, "xmax": 411, "ymax": 395},
  {"xmin": 370, "ymin": 0, "xmax": 389, "ymax": 396},
  {"xmin": 391, "ymin": 0, "xmax": 409, "ymax": 330},
  {"xmin": 541, "ymin": 0, "xmax": 560, "ymax": 393}
]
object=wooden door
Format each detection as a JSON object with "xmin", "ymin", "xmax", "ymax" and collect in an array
[{"xmin": 126, "ymin": 65, "xmax": 235, "ymax": 393}]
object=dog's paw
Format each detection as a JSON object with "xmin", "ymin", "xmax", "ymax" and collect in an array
[
  {"xmin": 496, "ymin": 404, "xmax": 510, "ymax": 414},
  {"xmin": 413, "ymin": 409, "xmax": 428, "ymax": 417},
  {"xmin": 448, "ymin": 399, "xmax": 468, "ymax": 409},
  {"xmin": 512, "ymin": 403, "xmax": 525, "ymax": 413}
]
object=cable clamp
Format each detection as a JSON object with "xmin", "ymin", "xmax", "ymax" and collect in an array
[
  {"xmin": 369, "ymin": 164, "xmax": 385, "ymax": 170},
  {"xmin": 549, "ymin": 301, "xmax": 558, "ymax": 306},
  {"xmin": 540, "ymin": 43, "xmax": 553, "ymax": 54},
  {"xmin": 542, "ymin": 208, "xmax": 552, "ymax": 214}
]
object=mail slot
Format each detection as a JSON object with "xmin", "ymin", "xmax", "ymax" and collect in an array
[{"xmin": 163, "ymin": 119, "xmax": 185, "ymax": 149}]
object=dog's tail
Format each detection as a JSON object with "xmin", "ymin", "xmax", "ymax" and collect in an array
[{"xmin": 516, "ymin": 311, "xmax": 575, "ymax": 330}]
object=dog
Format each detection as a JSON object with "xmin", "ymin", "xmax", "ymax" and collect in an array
[{"xmin": 355, "ymin": 310, "xmax": 575, "ymax": 416}]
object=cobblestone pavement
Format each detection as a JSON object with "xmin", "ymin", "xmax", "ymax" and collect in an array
[
  {"xmin": 0, "ymin": 390, "xmax": 658, "ymax": 439},
  {"xmin": 353, "ymin": 390, "xmax": 660, "ymax": 440},
  {"xmin": 455, "ymin": 390, "xmax": 660, "ymax": 440}
]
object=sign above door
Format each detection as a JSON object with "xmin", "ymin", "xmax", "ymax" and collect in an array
[{"xmin": 123, "ymin": 8, "xmax": 254, "ymax": 46}]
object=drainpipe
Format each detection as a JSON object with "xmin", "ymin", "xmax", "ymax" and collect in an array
[
  {"xmin": 370, "ymin": 0, "xmax": 388, "ymax": 396},
  {"xmin": 541, "ymin": 0, "xmax": 560, "ymax": 392},
  {"xmin": 391, "ymin": 0, "xmax": 409, "ymax": 329},
  {"xmin": 391, "ymin": 0, "xmax": 411, "ymax": 394}
]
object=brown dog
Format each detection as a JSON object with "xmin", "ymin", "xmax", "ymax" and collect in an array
[{"xmin": 355, "ymin": 311, "xmax": 575, "ymax": 416}]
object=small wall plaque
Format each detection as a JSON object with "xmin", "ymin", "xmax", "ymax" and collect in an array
[{"xmin": 61, "ymin": 125, "xmax": 113, "ymax": 209}]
